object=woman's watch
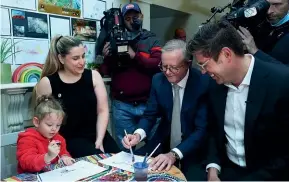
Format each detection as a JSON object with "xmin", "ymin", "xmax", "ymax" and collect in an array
[{"xmin": 170, "ymin": 150, "xmax": 180, "ymax": 160}]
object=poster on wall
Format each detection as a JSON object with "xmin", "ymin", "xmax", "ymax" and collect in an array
[
  {"xmin": 14, "ymin": 38, "xmax": 49, "ymax": 64},
  {"xmin": 12, "ymin": 9, "xmax": 48, "ymax": 39},
  {"xmin": 83, "ymin": 42, "xmax": 96, "ymax": 64},
  {"xmin": 1, "ymin": 38, "xmax": 13, "ymax": 64},
  {"xmin": 71, "ymin": 19, "xmax": 96, "ymax": 42},
  {"xmin": 1, "ymin": 0, "xmax": 36, "ymax": 10},
  {"xmin": 38, "ymin": 0, "xmax": 81, "ymax": 17},
  {"xmin": 83, "ymin": 0, "xmax": 106, "ymax": 20},
  {"xmin": 49, "ymin": 15, "xmax": 71, "ymax": 39},
  {"xmin": 1, "ymin": 8, "xmax": 11, "ymax": 36}
]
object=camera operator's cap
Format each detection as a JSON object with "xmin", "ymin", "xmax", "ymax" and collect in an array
[{"xmin": 122, "ymin": 3, "xmax": 142, "ymax": 16}]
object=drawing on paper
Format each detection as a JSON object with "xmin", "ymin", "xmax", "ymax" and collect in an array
[
  {"xmin": 27, "ymin": 17, "xmax": 48, "ymax": 34},
  {"xmin": 83, "ymin": 0, "xmax": 106, "ymax": 20},
  {"xmin": 71, "ymin": 19, "xmax": 96, "ymax": 42},
  {"xmin": 14, "ymin": 39, "xmax": 49, "ymax": 65},
  {"xmin": 1, "ymin": 0, "xmax": 36, "ymax": 10},
  {"xmin": 12, "ymin": 10, "xmax": 48, "ymax": 38},
  {"xmin": 38, "ymin": 0, "xmax": 81, "ymax": 17}
]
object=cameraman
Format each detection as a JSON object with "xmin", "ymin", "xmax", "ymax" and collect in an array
[
  {"xmin": 99, "ymin": 3, "xmax": 162, "ymax": 149},
  {"xmin": 237, "ymin": 0, "xmax": 289, "ymax": 65}
]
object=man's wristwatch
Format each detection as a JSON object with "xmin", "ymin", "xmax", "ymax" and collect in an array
[{"xmin": 170, "ymin": 150, "xmax": 180, "ymax": 160}]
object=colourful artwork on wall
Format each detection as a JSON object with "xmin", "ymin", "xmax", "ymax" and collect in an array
[
  {"xmin": 38, "ymin": 0, "xmax": 81, "ymax": 17},
  {"xmin": 11, "ymin": 9, "xmax": 48, "ymax": 38},
  {"xmin": 14, "ymin": 38, "xmax": 49, "ymax": 64},
  {"xmin": 72, "ymin": 19, "xmax": 96, "ymax": 42}
]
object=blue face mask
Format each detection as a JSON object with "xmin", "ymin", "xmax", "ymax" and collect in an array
[{"xmin": 271, "ymin": 13, "xmax": 289, "ymax": 27}]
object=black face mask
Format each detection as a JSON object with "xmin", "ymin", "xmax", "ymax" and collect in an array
[{"xmin": 131, "ymin": 18, "xmax": 142, "ymax": 32}]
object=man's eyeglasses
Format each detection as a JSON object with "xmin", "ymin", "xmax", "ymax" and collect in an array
[
  {"xmin": 158, "ymin": 63, "xmax": 185, "ymax": 74},
  {"xmin": 196, "ymin": 59, "xmax": 210, "ymax": 70}
]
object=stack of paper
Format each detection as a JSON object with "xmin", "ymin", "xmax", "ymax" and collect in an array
[
  {"xmin": 39, "ymin": 160, "xmax": 107, "ymax": 181},
  {"xmin": 98, "ymin": 152, "xmax": 150, "ymax": 172}
]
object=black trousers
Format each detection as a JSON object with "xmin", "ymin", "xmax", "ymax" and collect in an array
[
  {"xmin": 66, "ymin": 132, "xmax": 120, "ymax": 158},
  {"xmin": 186, "ymin": 158, "xmax": 251, "ymax": 181}
]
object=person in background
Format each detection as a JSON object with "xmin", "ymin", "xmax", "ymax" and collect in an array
[
  {"xmin": 17, "ymin": 95, "xmax": 74, "ymax": 173},
  {"xmin": 35, "ymin": 35, "xmax": 119, "ymax": 158},
  {"xmin": 187, "ymin": 20, "xmax": 289, "ymax": 181},
  {"xmin": 237, "ymin": 0, "xmax": 289, "ymax": 65},
  {"xmin": 122, "ymin": 39, "xmax": 210, "ymax": 175},
  {"xmin": 174, "ymin": 28, "xmax": 187, "ymax": 42},
  {"xmin": 99, "ymin": 2, "xmax": 162, "ymax": 149}
]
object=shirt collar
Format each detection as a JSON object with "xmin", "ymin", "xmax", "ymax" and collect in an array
[
  {"xmin": 271, "ymin": 13, "xmax": 289, "ymax": 27},
  {"xmin": 225, "ymin": 54, "xmax": 255, "ymax": 89},
  {"xmin": 172, "ymin": 69, "xmax": 189, "ymax": 89}
]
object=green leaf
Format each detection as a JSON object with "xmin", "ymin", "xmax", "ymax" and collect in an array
[{"xmin": 1, "ymin": 39, "xmax": 22, "ymax": 63}]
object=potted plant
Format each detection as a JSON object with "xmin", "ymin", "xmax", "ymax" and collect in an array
[{"xmin": 1, "ymin": 39, "xmax": 20, "ymax": 84}]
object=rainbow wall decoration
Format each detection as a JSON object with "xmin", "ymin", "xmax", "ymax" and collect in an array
[{"xmin": 12, "ymin": 62, "xmax": 43, "ymax": 83}]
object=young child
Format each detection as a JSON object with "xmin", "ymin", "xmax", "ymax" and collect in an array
[{"xmin": 16, "ymin": 95, "xmax": 75, "ymax": 173}]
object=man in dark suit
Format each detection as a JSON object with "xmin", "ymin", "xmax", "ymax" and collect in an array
[
  {"xmin": 122, "ymin": 39, "xmax": 210, "ymax": 174},
  {"xmin": 186, "ymin": 20, "xmax": 289, "ymax": 181}
]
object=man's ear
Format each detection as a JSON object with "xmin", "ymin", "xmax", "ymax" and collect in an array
[
  {"xmin": 33, "ymin": 117, "xmax": 40, "ymax": 127},
  {"xmin": 58, "ymin": 54, "xmax": 65, "ymax": 65}
]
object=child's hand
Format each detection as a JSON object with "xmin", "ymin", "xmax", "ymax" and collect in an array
[
  {"xmin": 48, "ymin": 140, "xmax": 60, "ymax": 158},
  {"xmin": 61, "ymin": 156, "xmax": 75, "ymax": 166}
]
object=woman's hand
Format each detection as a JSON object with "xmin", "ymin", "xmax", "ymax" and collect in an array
[{"xmin": 95, "ymin": 140, "xmax": 105, "ymax": 153}]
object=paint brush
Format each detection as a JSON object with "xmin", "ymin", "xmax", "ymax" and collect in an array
[
  {"xmin": 146, "ymin": 143, "xmax": 161, "ymax": 162},
  {"xmin": 124, "ymin": 129, "xmax": 135, "ymax": 163}
]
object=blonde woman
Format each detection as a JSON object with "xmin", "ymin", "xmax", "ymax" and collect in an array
[{"xmin": 35, "ymin": 35, "xmax": 119, "ymax": 158}]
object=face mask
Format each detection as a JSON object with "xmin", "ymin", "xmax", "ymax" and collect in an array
[{"xmin": 131, "ymin": 18, "xmax": 142, "ymax": 32}]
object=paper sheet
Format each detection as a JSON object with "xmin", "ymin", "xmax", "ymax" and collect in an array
[
  {"xmin": 50, "ymin": 16, "xmax": 70, "ymax": 38},
  {"xmin": 2, "ymin": 0, "xmax": 36, "ymax": 10},
  {"xmin": 14, "ymin": 38, "xmax": 49, "ymax": 64},
  {"xmin": 83, "ymin": 0, "xmax": 106, "ymax": 20},
  {"xmin": 99, "ymin": 152, "xmax": 151, "ymax": 173},
  {"xmin": 1, "ymin": 8, "xmax": 11, "ymax": 36},
  {"xmin": 39, "ymin": 160, "xmax": 107, "ymax": 182}
]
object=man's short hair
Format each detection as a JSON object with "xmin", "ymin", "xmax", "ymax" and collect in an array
[
  {"xmin": 187, "ymin": 21, "xmax": 244, "ymax": 61},
  {"xmin": 162, "ymin": 39, "xmax": 190, "ymax": 62}
]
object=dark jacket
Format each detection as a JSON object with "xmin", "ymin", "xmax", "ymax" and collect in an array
[
  {"xmin": 254, "ymin": 21, "xmax": 289, "ymax": 65},
  {"xmin": 207, "ymin": 60, "xmax": 289, "ymax": 180},
  {"xmin": 138, "ymin": 68, "xmax": 210, "ymax": 159},
  {"xmin": 99, "ymin": 29, "xmax": 161, "ymax": 102}
]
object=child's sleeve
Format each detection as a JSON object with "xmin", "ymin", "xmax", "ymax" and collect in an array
[
  {"xmin": 17, "ymin": 138, "xmax": 47, "ymax": 173},
  {"xmin": 59, "ymin": 136, "xmax": 71, "ymax": 157}
]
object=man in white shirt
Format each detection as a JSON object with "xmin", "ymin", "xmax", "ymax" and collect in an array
[
  {"xmin": 186, "ymin": 20, "xmax": 289, "ymax": 181},
  {"xmin": 121, "ymin": 39, "xmax": 210, "ymax": 174}
]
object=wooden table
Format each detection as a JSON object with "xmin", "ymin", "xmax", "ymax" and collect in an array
[{"xmin": 4, "ymin": 153, "xmax": 186, "ymax": 181}]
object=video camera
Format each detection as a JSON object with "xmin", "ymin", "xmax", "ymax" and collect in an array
[
  {"xmin": 95, "ymin": 7, "xmax": 140, "ymax": 59},
  {"xmin": 204, "ymin": 0, "xmax": 270, "ymax": 37}
]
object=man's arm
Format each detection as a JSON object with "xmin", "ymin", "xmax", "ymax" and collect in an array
[
  {"xmin": 135, "ymin": 75, "xmax": 160, "ymax": 140},
  {"xmin": 175, "ymin": 95, "xmax": 207, "ymax": 158},
  {"xmin": 134, "ymin": 38, "xmax": 162, "ymax": 70}
]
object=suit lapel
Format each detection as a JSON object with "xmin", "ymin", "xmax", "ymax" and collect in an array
[
  {"xmin": 181, "ymin": 69, "xmax": 199, "ymax": 114},
  {"xmin": 213, "ymin": 84, "xmax": 228, "ymax": 135},
  {"xmin": 244, "ymin": 60, "xmax": 269, "ymax": 150}
]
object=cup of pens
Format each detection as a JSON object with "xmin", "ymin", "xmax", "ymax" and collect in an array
[{"xmin": 133, "ymin": 161, "xmax": 149, "ymax": 181}]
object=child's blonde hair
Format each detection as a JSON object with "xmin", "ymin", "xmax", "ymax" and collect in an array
[{"xmin": 34, "ymin": 95, "xmax": 65, "ymax": 121}]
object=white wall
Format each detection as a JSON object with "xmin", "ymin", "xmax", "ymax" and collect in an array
[{"xmin": 150, "ymin": 0, "xmax": 232, "ymax": 45}]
